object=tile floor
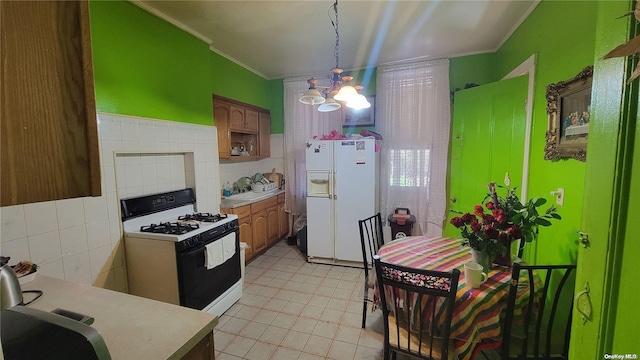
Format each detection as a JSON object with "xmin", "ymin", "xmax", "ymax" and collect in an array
[{"xmin": 213, "ymin": 240, "xmax": 391, "ymax": 360}]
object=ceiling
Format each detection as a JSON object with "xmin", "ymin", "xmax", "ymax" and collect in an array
[{"xmin": 132, "ymin": 0, "xmax": 539, "ymax": 80}]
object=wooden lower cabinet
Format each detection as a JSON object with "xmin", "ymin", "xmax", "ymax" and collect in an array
[
  {"xmin": 238, "ymin": 215, "xmax": 253, "ymax": 259},
  {"xmin": 221, "ymin": 193, "xmax": 287, "ymax": 263},
  {"xmin": 267, "ymin": 205, "xmax": 279, "ymax": 245},
  {"xmin": 251, "ymin": 209, "xmax": 268, "ymax": 254},
  {"xmin": 181, "ymin": 331, "xmax": 214, "ymax": 360},
  {"xmin": 277, "ymin": 194, "xmax": 288, "ymax": 239}
]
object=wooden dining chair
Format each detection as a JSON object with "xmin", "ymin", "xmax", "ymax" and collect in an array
[
  {"xmin": 482, "ymin": 262, "xmax": 576, "ymax": 360},
  {"xmin": 358, "ymin": 213, "xmax": 385, "ymax": 328},
  {"xmin": 374, "ymin": 255, "xmax": 460, "ymax": 360}
]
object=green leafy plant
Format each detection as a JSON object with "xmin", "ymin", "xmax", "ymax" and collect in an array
[{"xmin": 450, "ymin": 174, "xmax": 561, "ymax": 258}]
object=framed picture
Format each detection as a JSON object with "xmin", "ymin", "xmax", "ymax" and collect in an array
[
  {"xmin": 544, "ymin": 66, "xmax": 593, "ymax": 162},
  {"xmin": 342, "ymin": 95, "xmax": 375, "ymax": 127}
]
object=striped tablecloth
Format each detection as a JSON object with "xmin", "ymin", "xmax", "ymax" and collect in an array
[{"xmin": 377, "ymin": 236, "xmax": 539, "ymax": 360}]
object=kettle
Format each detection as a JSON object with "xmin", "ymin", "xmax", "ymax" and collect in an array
[{"xmin": 1, "ymin": 264, "xmax": 23, "ymax": 309}]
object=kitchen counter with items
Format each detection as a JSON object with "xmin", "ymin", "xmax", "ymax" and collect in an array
[
  {"xmin": 21, "ymin": 275, "xmax": 218, "ymax": 359},
  {"xmin": 220, "ymin": 188, "xmax": 284, "ymax": 208}
]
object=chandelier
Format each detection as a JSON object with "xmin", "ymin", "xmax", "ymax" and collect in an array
[{"xmin": 298, "ymin": 0, "xmax": 371, "ymax": 112}]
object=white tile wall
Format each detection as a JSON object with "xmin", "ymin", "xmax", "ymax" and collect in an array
[{"xmin": 0, "ymin": 113, "xmax": 221, "ymax": 293}]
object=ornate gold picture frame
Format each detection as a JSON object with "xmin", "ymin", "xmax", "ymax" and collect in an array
[{"xmin": 544, "ymin": 66, "xmax": 593, "ymax": 162}]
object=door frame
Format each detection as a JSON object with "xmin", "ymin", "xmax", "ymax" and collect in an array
[{"xmin": 502, "ymin": 54, "xmax": 537, "ymax": 203}]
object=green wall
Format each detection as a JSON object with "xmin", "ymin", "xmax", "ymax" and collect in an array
[
  {"xmin": 88, "ymin": 0, "xmax": 281, "ymax": 130},
  {"xmin": 449, "ymin": 53, "xmax": 496, "ymax": 91},
  {"xmin": 449, "ymin": 1, "xmax": 598, "ymax": 265},
  {"xmin": 89, "ymin": 0, "xmax": 213, "ymax": 125}
]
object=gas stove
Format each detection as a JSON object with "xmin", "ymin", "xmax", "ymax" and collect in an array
[
  {"xmin": 121, "ymin": 189, "xmax": 238, "ymax": 242},
  {"xmin": 120, "ymin": 188, "xmax": 242, "ymax": 316}
]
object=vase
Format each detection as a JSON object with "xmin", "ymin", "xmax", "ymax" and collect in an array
[{"xmin": 470, "ymin": 248, "xmax": 491, "ymax": 271}]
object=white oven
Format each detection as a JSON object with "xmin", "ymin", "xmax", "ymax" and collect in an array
[{"xmin": 121, "ymin": 189, "xmax": 241, "ymax": 316}]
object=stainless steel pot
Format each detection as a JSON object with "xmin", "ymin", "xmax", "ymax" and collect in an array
[{"xmin": 0, "ymin": 264, "xmax": 23, "ymax": 309}]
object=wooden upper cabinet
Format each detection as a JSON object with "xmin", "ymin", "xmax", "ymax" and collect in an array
[
  {"xmin": 214, "ymin": 102, "xmax": 231, "ymax": 159},
  {"xmin": 259, "ymin": 112, "xmax": 271, "ymax": 158},
  {"xmin": 1, "ymin": 0, "xmax": 101, "ymax": 206},
  {"xmin": 229, "ymin": 105, "xmax": 247, "ymax": 131},
  {"xmin": 212, "ymin": 94, "xmax": 271, "ymax": 161},
  {"xmin": 244, "ymin": 109, "xmax": 259, "ymax": 132}
]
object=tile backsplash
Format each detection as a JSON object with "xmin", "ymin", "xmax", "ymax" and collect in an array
[{"xmin": 0, "ymin": 113, "xmax": 220, "ymax": 292}]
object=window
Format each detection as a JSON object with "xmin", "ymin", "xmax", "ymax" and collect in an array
[{"xmin": 389, "ymin": 149, "xmax": 430, "ymax": 187}]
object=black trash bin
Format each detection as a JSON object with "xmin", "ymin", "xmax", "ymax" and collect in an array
[{"xmin": 388, "ymin": 208, "xmax": 416, "ymax": 240}]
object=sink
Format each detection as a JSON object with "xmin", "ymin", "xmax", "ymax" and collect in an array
[{"xmin": 223, "ymin": 190, "xmax": 278, "ymax": 202}]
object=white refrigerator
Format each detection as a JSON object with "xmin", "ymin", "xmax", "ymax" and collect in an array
[{"xmin": 305, "ymin": 139, "xmax": 377, "ymax": 265}]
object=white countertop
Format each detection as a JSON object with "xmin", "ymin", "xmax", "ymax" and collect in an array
[
  {"xmin": 22, "ymin": 275, "xmax": 218, "ymax": 360},
  {"xmin": 220, "ymin": 189, "xmax": 284, "ymax": 209}
]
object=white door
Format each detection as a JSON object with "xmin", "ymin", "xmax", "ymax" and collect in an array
[{"xmin": 334, "ymin": 139, "xmax": 376, "ymax": 263}]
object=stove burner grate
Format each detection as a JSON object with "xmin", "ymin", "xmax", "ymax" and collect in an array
[
  {"xmin": 178, "ymin": 213, "xmax": 228, "ymax": 223},
  {"xmin": 140, "ymin": 222, "xmax": 199, "ymax": 235}
]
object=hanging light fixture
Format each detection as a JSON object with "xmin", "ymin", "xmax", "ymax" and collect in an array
[{"xmin": 299, "ymin": 0, "xmax": 370, "ymax": 112}]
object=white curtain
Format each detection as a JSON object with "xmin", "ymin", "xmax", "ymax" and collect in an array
[
  {"xmin": 376, "ymin": 60, "xmax": 451, "ymax": 237},
  {"xmin": 283, "ymin": 77, "xmax": 342, "ymax": 216}
]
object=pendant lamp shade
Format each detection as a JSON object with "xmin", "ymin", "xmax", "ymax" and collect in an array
[
  {"xmin": 346, "ymin": 94, "xmax": 371, "ymax": 110},
  {"xmin": 333, "ymin": 85, "xmax": 358, "ymax": 102},
  {"xmin": 299, "ymin": 78, "xmax": 326, "ymax": 105},
  {"xmin": 317, "ymin": 98, "xmax": 342, "ymax": 112},
  {"xmin": 299, "ymin": 89, "xmax": 325, "ymax": 105}
]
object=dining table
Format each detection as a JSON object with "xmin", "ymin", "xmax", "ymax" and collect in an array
[{"xmin": 375, "ymin": 235, "xmax": 541, "ymax": 360}]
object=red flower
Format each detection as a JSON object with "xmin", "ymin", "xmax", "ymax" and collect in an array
[
  {"xmin": 493, "ymin": 209, "xmax": 507, "ymax": 224},
  {"xmin": 470, "ymin": 219, "xmax": 482, "ymax": 232},
  {"xmin": 461, "ymin": 213, "xmax": 476, "ymax": 224},
  {"xmin": 481, "ymin": 213, "xmax": 495, "ymax": 225},
  {"xmin": 498, "ymin": 232, "xmax": 509, "ymax": 243},
  {"xmin": 450, "ymin": 217, "xmax": 465, "ymax": 228},
  {"xmin": 507, "ymin": 226, "xmax": 523, "ymax": 240},
  {"xmin": 484, "ymin": 225, "xmax": 500, "ymax": 239},
  {"xmin": 474, "ymin": 205, "xmax": 484, "ymax": 215},
  {"xmin": 486, "ymin": 201, "xmax": 495, "ymax": 210}
]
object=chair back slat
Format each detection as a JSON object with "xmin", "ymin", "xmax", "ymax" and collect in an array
[
  {"xmin": 358, "ymin": 213, "xmax": 385, "ymax": 329},
  {"xmin": 374, "ymin": 255, "xmax": 460, "ymax": 360},
  {"xmin": 501, "ymin": 263, "xmax": 576, "ymax": 360}
]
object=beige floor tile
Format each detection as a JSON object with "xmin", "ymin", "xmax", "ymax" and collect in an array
[
  {"xmin": 302, "ymin": 334, "xmax": 332, "ymax": 356},
  {"xmin": 281, "ymin": 301, "xmax": 305, "ymax": 316},
  {"xmin": 307, "ymin": 295, "xmax": 331, "ymax": 308},
  {"xmin": 244, "ymin": 283, "xmax": 266, "ymax": 295},
  {"xmin": 267, "ymin": 277, "xmax": 287, "ymax": 289},
  {"xmin": 298, "ymin": 283, "xmax": 319, "ymax": 294},
  {"xmin": 252, "ymin": 308, "xmax": 279, "ymax": 325},
  {"xmin": 258, "ymin": 325, "xmax": 288, "ymax": 345},
  {"xmin": 281, "ymin": 280, "xmax": 304, "ymax": 292},
  {"xmin": 281, "ymin": 330, "xmax": 310, "ymax": 351},
  {"xmin": 291, "ymin": 317, "xmax": 318, "ymax": 334},
  {"xmin": 328, "ymin": 339, "xmax": 358, "ymax": 359},
  {"xmin": 312, "ymin": 321, "xmax": 338, "ymax": 339},
  {"xmin": 244, "ymin": 341, "xmax": 277, "ymax": 360},
  {"xmin": 290, "ymin": 292, "xmax": 313, "ymax": 304},
  {"xmin": 314, "ymin": 285, "xmax": 336, "ymax": 297},
  {"xmin": 358, "ymin": 328, "xmax": 385, "ymax": 349},
  {"xmin": 332, "ymin": 288, "xmax": 353, "ymax": 300},
  {"xmin": 271, "ymin": 312, "xmax": 297, "ymax": 329},
  {"xmin": 321, "ymin": 308, "xmax": 344, "ymax": 324},
  {"xmin": 219, "ymin": 317, "xmax": 249, "ymax": 335},
  {"xmin": 326, "ymin": 298, "xmax": 349, "ymax": 311},
  {"xmin": 270, "ymin": 347, "xmax": 301, "ymax": 360},
  {"xmin": 264, "ymin": 298, "xmax": 288, "ymax": 312},
  {"xmin": 256, "ymin": 286, "xmax": 278, "ymax": 298},
  {"xmin": 213, "ymin": 330, "xmax": 235, "ymax": 352},
  {"xmin": 303, "ymin": 276, "xmax": 323, "ymax": 285},
  {"xmin": 247, "ymin": 294, "xmax": 271, "ymax": 308},
  {"xmin": 301, "ymin": 304, "xmax": 325, "ymax": 320},
  {"xmin": 224, "ymin": 336, "xmax": 257, "ymax": 358},
  {"xmin": 298, "ymin": 353, "xmax": 324, "ymax": 360},
  {"xmin": 336, "ymin": 325, "xmax": 362, "ymax": 345},
  {"xmin": 235, "ymin": 305, "xmax": 260, "ymax": 321},
  {"xmin": 342, "ymin": 312, "xmax": 364, "ymax": 328},
  {"xmin": 216, "ymin": 352, "xmax": 243, "ymax": 360},
  {"xmin": 273, "ymin": 288, "xmax": 296, "ymax": 301},
  {"xmin": 354, "ymin": 344, "xmax": 384, "ymax": 360},
  {"xmin": 239, "ymin": 321, "xmax": 268, "ymax": 340}
]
